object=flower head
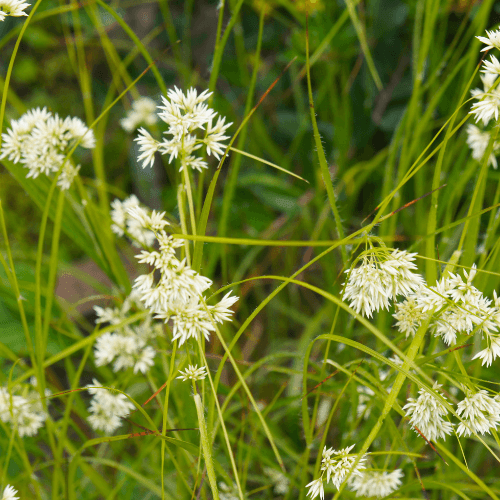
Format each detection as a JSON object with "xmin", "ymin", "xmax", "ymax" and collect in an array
[
  {"xmin": 349, "ymin": 469, "xmax": 404, "ymax": 498},
  {"xmin": 403, "ymin": 382, "xmax": 453, "ymax": 441},
  {"xmin": 0, "ymin": 108, "xmax": 93, "ymax": 190},
  {"xmin": 134, "ymin": 87, "xmax": 231, "ymax": 171},
  {"xmin": 177, "ymin": 364, "xmax": 207, "ymax": 382},
  {"xmin": 0, "ymin": 0, "xmax": 30, "ymax": 21},
  {"xmin": 121, "ymin": 97, "xmax": 158, "ymax": 132},
  {"xmin": 456, "ymin": 389, "xmax": 500, "ymax": 437},
  {"xmin": 343, "ymin": 249, "xmax": 423, "ymax": 318},
  {"xmin": 1, "ymin": 485, "xmax": 19, "ymax": 500},
  {"xmin": 86, "ymin": 379, "xmax": 134, "ymax": 434},
  {"xmin": 477, "ymin": 29, "xmax": 500, "ymax": 52}
]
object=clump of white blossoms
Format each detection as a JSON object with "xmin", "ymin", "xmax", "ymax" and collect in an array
[
  {"xmin": 403, "ymin": 382, "xmax": 453, "ymax": 442},
  {"xmin": 135, "ymin": 86, "xmax": 231, "ymax": 171},
  {"xmin": 93, "ymin": 290, "xmax": 162, "ymax": 374},
  {"xmin": 110, "ymin": 195, "xmax": 156, "ymax": 247},
  {"xmin": 342, "ymin": 248, "xmax": 424, "ymax": 318},
  {"xmin": 0, "ymin": 107, "xmax": 95, "ymax": 190},
  {"xmin": 394, "ymin": 263, "xmax": 500, "ymax": 365},
  {"xmin": 348, "ymin": 469, "xmax": 403, "ymax": 498},
  {"xmin": 177, "ymin": 364, "xmax": 207, "ymax": 382},
  {"xmin": 466, "ymin": 30, "xmax": 500, "ymax": 167},
  {"xmin": 0, "ymin": 380, "xmax": 49, "ymax": 438},
  {"xmin": 264, "ymin": 467, "xmax": 290, "ymax": 495},
  {"xmin": 86, "ymin": 379, "xmax": 134, "ymax": 434},
  {"xmin": 306, "ymin": 445, "xmax": 367, "ymax": 499},
  {"xmin": 466, "ymin": 124, "xmax": 500, "ymax": 168},
  {"xmin": 0, "ymin": 0, "xmax": 30, "ymax": 21},
  {"xmin": 456, "ymin": 388, "xmax": 500, "ymax": 437},
  {"xmin": 120, "ymin": 97, "xmax": 158, "ymax": 132},
  {"xmin": 127, "ymin": 206, "xmax": 238, "ymax": 346},
  {"xmin": 1, "ymin": 485, "xmax": 19, "ymax": 500}
]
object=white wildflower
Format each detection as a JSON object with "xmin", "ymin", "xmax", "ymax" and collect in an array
[
  {"xmin": 306, "ymin": 478, "xmax": 324, "ymax": 500},
  {"xmin": 264, "ymin": 467, "xmax": 290, "ymax": 495},
  {"xmin": 403, "ymin": 382, "xmax": 454, "ymax": 441},
  {"xmin": 306, "ymin": 445, "xmax": 367, "ymax": 499},
  {"xmin": 349, "ymin": 469, "xmax": 404, "ymax": 498},
  {"xmin": 393, "ymin": 292, "xmax": 427, "ymax": 337},
  {"xmin": 86, "ymin": 379, "xmax": 134, "ymax": 434},
  {"xmin": 1, "ymin": 485, "xmax": 19, "ymax": 500},
  {"xmin": 472, "ymin": 335, "xmax": 500, "ymax": 367},
  {"xmin": 0, "ymin": 0, "xmax": 30, "ymax": 21},
  {"xmin": 0, "ymin": 108, "xmax": 93, "ymax": 189},
  {"xmin": 482, "ymin": 54, "xmax": 500, "ymax": 75},
  {"xmin": 135, "ymin": 127, "xmax": 160, "ymax": 168},
  {"xmin": 121, "ymin": 97, "xmax": 158, "ymax": 132},
  {"xmin": 343, "ymin": 249, "xmax": 423, "ymax": 318},
  {"xmin": 93, "ymin": 292, "xmax": 161, "ymax": 374},
  {"xmin": 466, "ymin": 124, "xmax": 499, "ymax": 168},
  {"xmin": 134, "ymin": 87, "xmax": 231, "ymax": 172},
  {"xmin": 0, "ymin": 383, "xmax": 48, "ymax": 438},
  {"xmin": 456, "ymin": 389, "xmax": 500, "ymax": 437},
  {"xmin": 110, "ymin": 195, "xmax": 156, "ymax": 247},
  {"xmin": 477, "ymin": 29, "xmax": 500, "ymax": 52},
  {"xmin": 470, "ymin": 73, "xmax": 500, "ymax": 125},
  {"xmin": 177, "ymin": 364, "xmax": 207, "ymax": 382}
]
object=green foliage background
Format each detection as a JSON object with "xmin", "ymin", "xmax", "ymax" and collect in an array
[{"xmin": 2, "ymin": 0, "xmax": 500, "ymax": 498}]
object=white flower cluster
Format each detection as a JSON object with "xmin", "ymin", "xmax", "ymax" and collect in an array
[
  {"xmin": 93, "ymin": 290, "xmax": 162, "ymax": 374},
  {"xmin": 403, "ymin": 382, "xmax": 454, "ymax": 441},
  {"xmin": 176, "ymin": 364, "xmax": 207, "ymax": 382},
  {"xmin": 467, "ymin": 30, "xmax": 500, "ymax": 167},
  {"xmin": 264, "ymin": 467, "xmax": 290, "ymax": 495},
  {"xmin": 135, "ymin": 86, "xmax": 231, "ymax": 171},
  {"xmin": 1, "ymin": 485, "xmax": 19, "ymax": 500},
  {"xmin": 0, "ymin": 379, "xmax": 49, "ymax": 437},
  {"xmin": 342, "ymin": 249, "xmax": 424, "ymax": 318},
  {"xmin": 348, "ymin": 469, "xmax": 403, "ymax": 498},
  {"xmin": 306, "ymin": 445, "xmax": 367, "ymax": 499},
  {"xmin": 0, "ymin": 107, "xmax": 95, "ymax": 190},
  {"xmin": 456, "ymin": 389, "xmax": 500, "ymax": 437},
  {"xmin": 219, "ymin": 482, "xmax": 239, "ymax": 500},
  {"xmin": 120, "ymin": 97, "xmax": 158, "ymax": 132},
  {"xmin": 404, "ymin": 383, "xmax": 500, "ymax": 440},
  {"xmin": 128, "ymin": 207, "xmax": 238, "ymax": 346},
  {"xmin": 394, "ymin": 264, "xmax": 500, "ymax": 366},
  {"xmin": 0, "ymin": 0, "xmax": 30, "ymax": 21},
  {"xmin": 86, "ymin": 379, "xmax": 134, "ymax": 434},
  {"xmin": 110, "ymin": 195, "xmax": 156, "ymax": 247}
]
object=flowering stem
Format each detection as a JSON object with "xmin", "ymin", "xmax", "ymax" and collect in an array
[
  {"xmin": 332, "ymin": 317, "xmax": 431, "ymax": 499},
  {"xmin": 194, "ymin": 393, "xmax": 220, "ymax": 500},
  {"xmin": 182, "ymin": 161, "xmax": 197, "ymax": 237}
]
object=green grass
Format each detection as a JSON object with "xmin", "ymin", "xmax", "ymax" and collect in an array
[{"xmin": 1, "ymin": 0, "xmax": 500, "ymax": 499}]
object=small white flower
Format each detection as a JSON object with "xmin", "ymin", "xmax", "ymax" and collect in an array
[
  {"xmin": 86, "ymin": 379, "xmax": 134, "ymax": 434},
  {"xmin": 0, "ymin": 385, "xmax": 48, "ymax": 438},
  {"xmin": 305, "ymin": 478, "xmax": 324, "ymax": 500},
  {"xmin": 176, "ymin": 364, "xmax": 207, "ymax": 382},
  {"xmin": 477, "ymin": 29, "xmax": 500, "ymax": 52},
  {"xmin": 264, "ymin": 467, "xmax": 290, "ymax": 495},
  {"xmin": 343, "ymin": 249, "xmax": 423, "ymax": 318},
  {"xmin": 456, "ymin": 389, "xmax": 500, "ymax": 437},
  {"xmin": 121, "ymin": 97, "xmax": 158, "ymax": 132},
  {"xmin": 0, "ymin": 108, "xmax": 92, "ymax": 189},
  {"xmin": 135, "ymin": 127, "xmax": 160, "ymax": 168},
  {"xmin": 472, "ymin": 336, "xmax": 500, "ymax": 367},
  {"xmin": 466, "ymin": 124, "xmax": 499, "ymax": 168},
  {"xmin": 349, "ymin": 469, "xmax": 403, "ymax": 498},
  {"xmin": 482, "ymin": 55, "xmax": 500, "ymax": 75},
  {"xmin": 0, "ymin": 0, "xmax": 30, "ymax": 21},
  {"xmin": 1, "ymin": 485, "xmax": 19, "ymax": 500},
  {"xmin": 403, "ymin": 382, "xmax": 453, "ymax": 441},
  {"xmin": 134, "ymin": 87, "xmax": 231, "ymax": 172}
]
